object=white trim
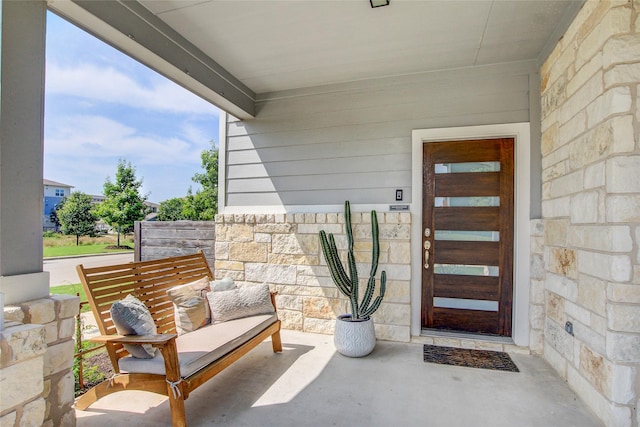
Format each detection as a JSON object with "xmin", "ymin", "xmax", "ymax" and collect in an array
[
  {"xmin": 219, "ymin": 204, "xmax": 394, "ymax": 215},
  {"xmin": 411, "ymin": 123, "xmax": 531, "ymax": 347},
  {"xmin": 218, "ymin": 111, "xmax": 228, "ymax": 213}
]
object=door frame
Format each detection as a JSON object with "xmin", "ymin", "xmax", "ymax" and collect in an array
[{"xmin": 411, "ymin": 123, "xmax": 531, "ymax": 346}]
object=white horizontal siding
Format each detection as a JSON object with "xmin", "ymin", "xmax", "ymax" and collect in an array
[{"xmin": 225, "ymin": 61, "xmax": 535, "ymax": 208}]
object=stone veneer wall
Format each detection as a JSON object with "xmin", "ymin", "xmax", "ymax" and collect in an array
[
  {"xmin": 1, "ymin": 295, "xmax": 79, "ymax": 426},
  {"xmin": 214, "ymin": 211, "xmax": 411, "ymax": 342},
  {"xmin": 540, "ymin": 1, "xmax": 639, "ymax": 426}
]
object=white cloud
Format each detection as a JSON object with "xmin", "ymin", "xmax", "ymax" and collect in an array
[
  {"xmin": 46, "ymin": 62, "xmax": 219, "ymax": 116},
  {"xmin": 45, "ymin": 114, "xmax": 204, "ymax": 166}
]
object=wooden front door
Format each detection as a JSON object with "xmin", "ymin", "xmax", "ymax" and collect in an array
[{"xmin": 422, "ymin": 138, "xmax": 514, "ymax": 336}]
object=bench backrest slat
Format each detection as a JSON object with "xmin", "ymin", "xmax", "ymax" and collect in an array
[{"xmin": 77, "ymin": 251, "xmax": 213, "ymax": 370}]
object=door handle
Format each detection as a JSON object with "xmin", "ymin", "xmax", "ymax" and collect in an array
[{"xmin": 424, "ymin": 249, "xmax": 430, "ymax": 269}]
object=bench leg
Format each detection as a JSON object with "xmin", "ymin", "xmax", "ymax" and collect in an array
[
  {"xmin": 159, "ymin": 339, "xmax": 188, "ymax": 427},
  {"xmin": 271, "ymin": 329, "xmax": 283, "ymax": 352}
]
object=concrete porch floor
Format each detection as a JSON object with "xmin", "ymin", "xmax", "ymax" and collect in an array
[{"xmin": 76, "ymin": 330, "xmax": 603, "ymax": 427}]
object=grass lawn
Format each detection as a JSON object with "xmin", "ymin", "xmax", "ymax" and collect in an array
[
  {"xmin": 49, "ymin": 283, "xmax": 92, "ymax": 313},
  {"xmin": 43, "ymin": 234, "xmax": 134, "ymax": 258}
]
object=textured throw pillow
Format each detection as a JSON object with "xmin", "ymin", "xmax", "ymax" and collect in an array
[
  {"xmin": 210, "ymin": 276, "xmax": 237, "ymax": 292},
  {"xmin": 110, "ymin": 294, "xmax": 158, "ymax": 358},
  {"xmin": 206, "ymin": 283, "xmax": 275, "ymax": 323},
  {"xmin": 167, "ymin": 277, "xmax": 211, "ymax": 335}
]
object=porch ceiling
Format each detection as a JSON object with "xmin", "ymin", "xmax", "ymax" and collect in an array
[
  {"xmin": 48, "ymin": 0, "xmax": 583, "ymax": 117},
  {"xmin": 139, "ymin": 0, "xmax": 578, "ymax": 94}
]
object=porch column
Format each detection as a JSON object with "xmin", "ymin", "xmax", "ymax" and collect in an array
[{"xmin": 0, "ymin": 0, "xmax": 49, "ymax": 304}]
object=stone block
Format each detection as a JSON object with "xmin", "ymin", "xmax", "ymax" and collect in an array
[
  {"xmin": 566, "ymin": 364, "xmax": 615, "ymax": 427},
  {"xmin": 0, "ymin": 412, "xmax": 16, "ymax": 427},
  {"xmin": 254, "ymin": 223, "xmax": 294, "ymax": 234},
  {"xmin": 558, "ymin": 72, "xmax": 602, "ymax": 126},
  {"xmin": 44, "ymin": 340, "xmax": 74, "ymax": 376},
  {"xmin": 0, "ymin": 356, "xmax": 43, "ymax": 411},
  {"xmin": 303, "ymin": 317, "xmax": 335, "ymax": 335},
  {"xmin": 546, "ymin": 292, "xmax": 565, "ymax": 324},
  {"xmin": 541, "ymin": 196, "xmax": 571, "ymax": 218},
  {"xmin": 215, "ymin": 242, "xmax": 229, "ymax": 260},
  {"xmin": 296, "ymin": 272, "xmax": 333, "ymax": 287},
  {"xmin": 304, "ymin": 213, "xmax": 315, "ymax": 224},
  {"xmin": 377, "ymin": 264, "xmax": 410, "ymax": 281},
  {"xmin": 529, "ymin": 329, "xmax": 544, "ymax": 355},
  {"xmin": 272, "ymin": 234, "xmax": 318, "ymax": 255},
  {"xmin": 302, "ymin": 297, "xmax": 346, "ymax": 320},
  {"xmin": 21, "ymin": 299, "xmax": 55, "ymax": 324},
  {"xmin": 545, "ymin": 318, "xmax": 574, "ymax": 360},
  {"xmin": 255, "ymin": 233, "xmax": 271, "ymax": 243},
  {"xmin": 606, "ymin": 195, "xmax": 640, "ymax": 222},
  {"xmin": 20, "ymin": 398, "xmax": 46, "ymax": 427},
  {"xmin": 550, "ymin": 170, "xmax": 583, "ymax": 199},
  {"xmin": 541, "ymin": 122, "xmax": 559, "ymax": 156},
  {"xmin": 275, "ymin": 284, "xmax": 335, "ymax": 298},
  {"xmin": 49, "ymin": 294, "xmax": 80, "ymax": 319},
  {"xmin": 577, "ymin": 274, "xmax": 606, "ymax": 316},
  {"xmin": 388, "ymin": 242, "xmax": 410, "ymax": 264},
  {"xmin": 603, "ymin": 33, "xmax": 640, "ymax": 68},
  {"xmin": 541, "ymin": 74, "xmax": 567, "ymax": 119},
  {"xmin": 542, "ymin": 161, "xmax": 567, "ymax": 183},
  {"xmin": 586, "ymin": 87, "xmax": 632, "ymax": 128},
  {"xmin": 572, "ymin": 319, "xmax": 606, "ymax": 355},
  {"xmin": 277, "ymin": 309, "xmax": 303, "ymax": 331},
  {"xmin": 0, "ymin": 323, "xmax": 47, "ymax": 366},
  {"xmin": 548, "ymin": 247, "xmax": 578, "ymax": 278},
  {"xmin": 371, "ymin": 303, "xmax": 410, "ymax": 326},
  {"xmin": 382, "ymin": 280, "xmax": 410, "ymax": 304},
  {"xmin": 4, "ymin": 305, "xmax": 24, "ymax": 323},
  {"xmin": 578, "ymin": 250, "xmax": 631, "ymax": 282},
  {"xmin": 275, "ymin": 295, "xmax": 302, "ymax": 311},
  {"xmin": 529, "ymin": 304, "xmax": 545, "ymax": 330},
  {"xmin": 606, "ymin": 332, "xmax": 640, "ymax": 362},
  {"xmin": 577, "ymin": 6, "xmax": 632, "ymax": 69},
  {"xmin": 568, "ymin": 225, "xmax": 633, "ymax": 252},
  {"xmin": 374, "ymin": 323, "xmax": 410, "ymax": 342},
  {"xmin": 530, "ymin": 279, "xmax": 545, "ymax": 304},
  {"xmin": 591, "ymin": 313, "xmax": 607, "ymax": 336},
  {"xmin": 269, "ymin": 254, "xmax": 319, "ymax": 266},
  {"xmin": 608, "ymin": 303, "xmax": 640, "ymax": 333},
  {"xmin": 609, "ymin": 363, "xmax": 636, "ymax": 404},
  {"xmin": 567, "ymin": 52, "xmax": 602, "ymax": 98},
  {"xmin": 58, "ymin": 318, "xmax": 75, "ymax": 341},
  {"xmin": 245, "ymin": 263, "xmax": 297, "ymax": 285},
  {"xmin": 605, "ymin": 63, "xmax": 640, "ymax": 88},
  {"xmin": 229, "ymin": 242, "xmax": 267, "ymax": 262},
  {"xmin": 584, "ymin": 161, "xmax": 605, "ymax": 189},
  {"xmin": 607, "ymin": 156, "xmax": 640, "ymax": 193},
  {"xmin": 43, "ymin": 321, "xmax": 58, "ymax": 344},
  {"xmin": 545, "ymin": 272, "xmax": 578, "ymax": 301},
  {"xmin": 530, "ymin": 254, "xmax": 545, "ymax": 281},
  {"xmin": 214, "ymin": 270, "xmax": 244, "ymax": 281},
  {"xmin": 607, "ymin": 283, "xmax": 640, "ymax": 304},
  {"xmin": 543, "ymin": 341, "xmax": 567, "ymax": 379},
  {"xmin": 570, "ymin": 191, "xmax": 601, "ymax": 224},
  {"xmin": 214, "ymin": 260, "xmax": 244, "ymax": 271},
  {"xmin": 57, "ymin": 371, "xmax": 75, "ymax": 407}
]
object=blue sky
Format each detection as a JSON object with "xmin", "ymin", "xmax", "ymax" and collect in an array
[{"xmin": 44, "ymin": 12, "xmax": 220, "ymax": 203}]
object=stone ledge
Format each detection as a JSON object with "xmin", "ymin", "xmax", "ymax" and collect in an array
[{"xmin": 0, "ymin": 323, "xmax": 47, "ymax": 367}]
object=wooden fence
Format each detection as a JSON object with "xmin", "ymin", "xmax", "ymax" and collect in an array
[{"xmin": 133, "ymin": 221, "xmax": 215, "ymax": 268}]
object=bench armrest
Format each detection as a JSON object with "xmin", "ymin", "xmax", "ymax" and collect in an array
[{"xmin": 90, "ymin": 334, "xmax": 177, "ymax": 347}]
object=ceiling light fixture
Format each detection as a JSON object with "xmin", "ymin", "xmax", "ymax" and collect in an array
[{"xmin": 370, "ymin": 0, "xmax": 390, "ymax": 8}]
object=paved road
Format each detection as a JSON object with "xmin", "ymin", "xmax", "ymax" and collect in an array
[{"xmin": 44, "ymin": 252, "xmax": 134, "ymax": 287}]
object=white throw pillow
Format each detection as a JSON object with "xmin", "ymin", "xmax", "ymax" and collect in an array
[{"xmin": 206, "ymin": 283, "xmax": 274, "ymax": 323}]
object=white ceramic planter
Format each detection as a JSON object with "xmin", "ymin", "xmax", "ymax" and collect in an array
[{"xmin": 333, "ymin": 314, "xmax": 376, "ymax": 357}]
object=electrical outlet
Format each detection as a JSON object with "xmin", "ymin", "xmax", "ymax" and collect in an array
[{"xmin": 565, "ymin": 321, "xmax": 574, "ymax": 336}]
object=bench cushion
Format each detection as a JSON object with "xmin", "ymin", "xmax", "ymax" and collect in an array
[{"xmin": 118, "ymin": 314, "xmax": 278, "ymax": 377}]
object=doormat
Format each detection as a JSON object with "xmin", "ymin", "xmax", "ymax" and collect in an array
[{"xmin": 423, "ymin": 345, "xmax": 519, "ymax": 372}]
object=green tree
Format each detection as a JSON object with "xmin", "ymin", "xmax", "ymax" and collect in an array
[
  {"xmin": 189, "ymin": 142, "xmax": 218, "ymax": 220},
  {"xmin": 57, "ymin": 192, "xmax": 97, "ymax": 245},
  {"xmin": 96, "ymin": 159, "xmax": 148, "ymax": 246},
  {"xmin": 158, "ymin": 197, "xmax": 186, "ymax": 221}
]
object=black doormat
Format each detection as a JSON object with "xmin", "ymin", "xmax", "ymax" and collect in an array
[{"xmin": 423, "ymin": 345, "xmax": 519, "ymax": 372}]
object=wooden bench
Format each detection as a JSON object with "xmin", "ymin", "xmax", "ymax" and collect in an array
[{"xmin": 74, "ymin": 251, "xmax": 282, "ymax": 427}]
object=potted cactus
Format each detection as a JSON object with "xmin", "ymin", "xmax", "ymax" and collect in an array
[{"xmin": 319, "ymin": 201, "xmax": 386, "ymax": 357}]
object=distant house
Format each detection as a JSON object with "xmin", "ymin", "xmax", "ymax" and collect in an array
[{"xmin": 43, "ymin": 179, "xmax": 73, "ymax": 231}]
